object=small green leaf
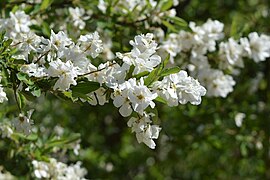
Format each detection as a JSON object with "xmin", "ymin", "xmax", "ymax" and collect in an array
[
  {"xmin": 162, "ymin": 20, "xmax": 177, "ymax": 32},
  {"xmin": 17, "ymin": 92, "xmax": 26, "ymax": 110},
  {"xmin": 155, "ymin": 96, "xmax": 167, "ymax": 104},
  {"xmin": 40, "ymin": 0, "xmax": 54, "ymax": 11},
  {"xmin": 168, "ymin": 16, "xmax": 188, "ymax": 27},
  {"xmin": 162, "ymin": 54, "xmax": 170, "ymax": 68},
  {"xmin": 133, "ymin": 71, "xmax": 150, "ymax": 79},
  {"xmin": 71, "ymin": 81, "xmax": 100, "ymax": 94},
  {"xmin": 160, "ymin": 66, "xmax": 180, "ymax": 77},
  {"xmin": 20, "ymin": 91, "xmax": 36, "ymax": 101},
  {"xmin": 42, "ymin": 22, "xmax": 51, "ymax": 38},
  {"xmin": 17, "ymin": 72, "xmax": 34, "ymax": 85},
  {"xmin": 31, "ymin": 87, "xmax": 41, "ymax": 97},
  {"xmin": 3, "ymin": 39, "xmax": 13, "ymax": 47},
  {"xmin": 45, "ymin": 133, "xmax": 81, "ymax": 149},
  {"xmin": 161, "ymin": 0, "xmax": 173, "ymax": 11}
]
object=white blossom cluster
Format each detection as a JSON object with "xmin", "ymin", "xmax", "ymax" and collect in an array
[
  {"xmin": 159, "ymin": 19, "xmax": 270, "ymax": 98},
  {"xmin": 98, "ymin": 0, "xmax": 179, "ymax": 24},
  {"xmin": 0, "ymin": 122, "xmax": 13, "ymax": 138},
  {"xmin": 153, "ymin": 70, "xmax": 206, "ymax": 106},
  {"xmin": 0, "ymin": 73, "xmax": 8, "ymax": 103},
  {"xmin": 0, "ymin": 10, "xmax": 207, "ymax": 149},
  {"xmin": 128, "ymin": 113, "xmax": 161, "ymax": 149},
  {"xmin": 32, "ymin": 158, "xmax": 87, "ymax": 179},
  {"xmin": 98, "ymin": 0, "xmax": 157, "ymax": 15},
  {"xmin": 68, "ymin": 7, "xmax": 90, "ymax": 30}
]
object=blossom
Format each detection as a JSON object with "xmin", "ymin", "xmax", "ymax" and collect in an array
[
  {"xmin": 218, "ymin": 38, "xmax": 244, "ymax": 69},
  {"xmin": 128, "ymin": 78, "xmax": 157, "ymax": 115},
  {"xmin": 198, "ymin": 68, "xmax": 235, "ymax": 98},
  {"xmin": 235, "ymin": 112, "xmax": 246, "ymax": 127},
  {"xmin": 68, "ymin": 7, "xmax": 90, "ymax": 30},
  {"xmin": 32, "ymin": 158, "xmax": 87, "ymax": 179},
  {"xmin": 127, "ymin": 113, "xmax": 161, "ymax": 149},
  {"xmin": 247, "ymin": 32, "xmax": 270, "ymax": 62},
  {"xmin": 20, "ymin": 63, "xmax": 47, "ymax": 78},
  {"xmin": 50, "ymin": 30, "xmax": 73, "ymax": 55},
  {"xmin": 118, "ymin": 33, "xmax": 161, "ymax": 75},
  {"xmin": 153, "ymin": 70, "xmax": 206, "ymax": 106},
  {"xmin": 12, "ymin": 110, "xmax": 34, "ymax": 135},
  {"xmin": 47, "ymin": 59, "xmax": 79, "ymax": 91},
  {"xmin": 0, "ymin": 87, "xmax": 8, "ymax": 103},
  {"xmin": 78, "ymin": 32, "xmax": 103, "ymax": 58},
  {"xmin": 112, "ymin": 78, "xmax": 157, "ymax": 116},
  {"xmin": 0, "ymin": 123, "xmax": 13, "ymax": 138},
  {"xmin": 10, "ymin": 10, "xmax": 31, "ymax": 34}
]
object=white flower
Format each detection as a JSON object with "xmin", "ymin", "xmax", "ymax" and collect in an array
[
  {"xmin": 47, "ymin": 59, "xmax": 79, "ymax": 91},
  {"xmin": 49, "ymin": 31, "xmax": 73, "ymax": 60},
  {"xmin": 0, "ymin": 87, "xmax": 8, "ymax": 103},
  {"xmin": 154, "ymin": 71, "xmax": 206, "ymax": 106},
  {"xmin": 32, "ymin": 160, "xmax": 50, "ymax": 179},
  {"xmin": 20, "ymin": 63, "xmax": 47, "ymax": 78},
  {"xmin": 78, "ymin": 32, "xmax": 103, "ymax": 58},
  {"xmin": 128, "ymin": 78, "xmax": 157, "ymax": 115},
  {"xmin": 198, "ymin": 68, "xmax": 235, "ymax": 98},
  {"xmin": 112, "ymin": 85, "xmax": 133, "ymax": 117},
  {"xmin": 12, "ymin": 110, "xmax": 34, "ymax": 135},
  {"xmin": 127, "ymin": 113, "xmax": 161, "ymax": 149},
  {"xmin": 69, "ymin": 7, "xmax": 90, "ymax": 30},
  {"xmin": 0, "ymin": 123, "xmax": 13, "ymax": 138},
  {"xmin": 32, "ymin": 159, "xmax": 87, "ymax": 179},
  {"xmin": 247, "ymin": 32, "xmax": 270, "ymax": 62},
  {"xmin": 235, "ymin": 112, "xmax": 246, "ymax": 127},
  {"xmin": 119, "ymin": 33, "xmax": 161, "ymax": 75},
  {"xmin": 218, "ymin": 38, "xmax": 244, "ymax": 69},
  {"xmin": 98, "ymin": 0, "xmax": 107, "ymax": 13},
  {"xmin": 10, "ymin": 10, "xmax": 31, "ymax": 34}
]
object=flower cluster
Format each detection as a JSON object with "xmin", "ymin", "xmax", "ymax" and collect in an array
[
  {"xmin": 0, "ymin": 73, "xmax": 7, "ymax": 103},
  {"xmin": 32, "ymin": 158, "xmax": 87, "ymax": 179},
  {"xmin": 159, "ymin": 19, "xmax": 270, "ymax": 98},
  {"xmin": 0, "ymin": 10, "xmax": 207, "ymax": 150},
  {"xmin": 153, "ymin": 71, "xmax": 206, "ymax": 106},
  {"xmin": 128, "ymin": 113, "xmax": 161, "ymax": 149}
]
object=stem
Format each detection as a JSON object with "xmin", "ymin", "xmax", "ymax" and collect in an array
[
  {"xmin": 13, "ymin": 83, "xmax": 21, "ymax": 113},
  {"xmin": 77, "ymin": 62, "xmax": 117, "ymax": 78}
]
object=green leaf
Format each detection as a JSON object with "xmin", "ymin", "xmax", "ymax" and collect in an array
[
  {"xmin": 168, "ymin": 16, "xmax": 188, "ymax": 27},
  {"xmin": 155, "ymin": 96, "xmax": 167, "ymax": 104},
  {"xmin": 162, "ymin": 20, "xmax": 177, "ymax": 32},
  {"xmin": 11, "ymin": 133, "xmax": 38, "ymax": 141},
  {"xmin": 20, "ymin": 91, "xmax": 36, "ymax": 101},
  {"xmin": 144, "ymin": 67, "xmax": 160, "ymax": 86},
  {"xmin": 162, "ymin": 54, "xmax": 170, "ymax": 68},
  {"xmin": 71, "ymin": 81, "xmax": 100, "ymax": 94},
  {"xmin": 3, "ymin": 39, "xmax": 13, "ymax": 47},
  {"xmin": 40, "ymin": 0, "xmax": 54, "ymax": 11},
  {"xmin": 42, "ymin": 22, "xmax": 51, "ymax": 38},
  {"xmin": 72, "ymin": 91, "xmax": 92, "ymax": 101},
  {"xmin": 144, "ymin": 55, "xmax": 170, "ymax": 86},
  {"xmin": 126, "ymin": 65, "xmax": 135, "ymax": 80},
  {"xmin": 161, "ymin": 0, "xmax": 173, "ymax": 11},
  {"xmin": 17, "ymin": 92, "xmax": 26, "ymax": 110},
  {"xmin": 31, "ymin": 87, "xmax": 41, "ymax": 97},
  {"xmin": 17, "ymin": 72, "xmax": 34, "ymax": 85},
  {"xmin": 133, "ymin": 71, "xmax": 150, "ymax": 79},
  {"xmin": 45, "ymin": 133, "xmax": 81, "ymax": 149},
  {"xmin": 160, "ymin": 66, "xmax": 180, "ymax": 77}
]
